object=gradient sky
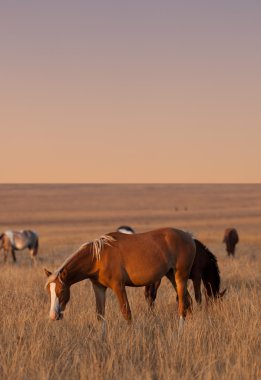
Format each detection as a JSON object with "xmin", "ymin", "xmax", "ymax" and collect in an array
[{"xmin": 0, "ymin": 0, "xmax": 260, "ymax": 183}]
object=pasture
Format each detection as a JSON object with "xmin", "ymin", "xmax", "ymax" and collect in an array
[{"xmin": 0, "ymin": 184, "xmax": 260, "ymax": 379}]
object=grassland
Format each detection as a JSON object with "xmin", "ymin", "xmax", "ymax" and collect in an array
[{"xmin": 0, "ymin": 184, "xmax": 260, "ymax": 379}]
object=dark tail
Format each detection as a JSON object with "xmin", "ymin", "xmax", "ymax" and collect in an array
[
  {"xmin": 202, "ymin": 256, "xmax": 220, "ymax": 298},
  {"xmin": 195, "ymin": 239, "xmax": 220, "ymax": 298}
]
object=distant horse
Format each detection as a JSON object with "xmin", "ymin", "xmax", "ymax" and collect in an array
[
  {"xmin": 223, "ymin": 228, "xmax": 239, "ymax": 256},
  {"xmin": 117, "ymin": 225, "xmax": 135, "ymax": 234},
  {"xmin": 145, "ymin": 239, "xmax": 226, "ymax": 307},
  {"xmin": 0, "ymin": 230, "xmax": 39, "ymax": 264},
  {"xmin": 44, "ymin": 228, "xmax": 196, "ymax": 333}
]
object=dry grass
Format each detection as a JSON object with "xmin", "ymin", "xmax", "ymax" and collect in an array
[{"xmin": 0, "ymin": 185, "xmax": 260, "ymax": 379}]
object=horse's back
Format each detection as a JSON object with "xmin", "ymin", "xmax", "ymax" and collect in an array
[{"xmin": 110, "ymin": 227, "xmax": 194, "ymax": 255}]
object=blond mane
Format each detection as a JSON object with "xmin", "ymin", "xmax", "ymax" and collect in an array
[
  {"xmin": 44, "ymin": 235, "xmax": 115, "ymax": 288},
  {"xmin": 91, "ymin": 235, "xmax": 115, "ymax": 261}
]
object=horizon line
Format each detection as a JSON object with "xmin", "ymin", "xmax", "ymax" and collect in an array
[{"xmin": 0, "ymin": 182, "xmax": 260, "ymax": 186}]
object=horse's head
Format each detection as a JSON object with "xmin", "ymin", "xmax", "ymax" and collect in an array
[{"xmin": 44, "ymin": 268, "xmax": 70, "ymax": 321}]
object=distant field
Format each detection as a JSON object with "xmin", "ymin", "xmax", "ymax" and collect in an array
[{"xmin": 0, "ymin": 184, "xmax": 260, "ymax": 379}]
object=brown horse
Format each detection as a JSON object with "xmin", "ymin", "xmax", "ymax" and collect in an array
[
  {"xmin": 144, "ymin": 239, "xmax": 226, "ymax": 307},
  {"xmin": 44, "ymin": 228, "xmax": 196, "ymax": 333},
  {"xmin": 223, "ymin": 228, "xmax": 239, "ymax": 256},
  {"xmin": 0, "ymin": 230, "xmax": 39, "ymax": 264}
]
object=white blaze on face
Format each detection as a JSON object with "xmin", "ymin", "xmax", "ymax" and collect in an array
[{"xmin": 49, "ymin": 283, "xmax": 60, "ymax": 320}]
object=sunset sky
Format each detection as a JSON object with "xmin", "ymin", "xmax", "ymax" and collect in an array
[{"xmin": 0, "ymin": 0, "xmax": 260, "ymax": 183}]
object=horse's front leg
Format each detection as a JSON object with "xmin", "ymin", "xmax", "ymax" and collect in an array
[
  {"xmin": 91, "ymin": 282, "xmax": 107, "ymax": 339},
  {"xmin": 144, "ymin": 280, "xmax": 161, "ymax": 308},
  {"xmin": 92, "ymin": 282, "xmax": 107, "ymax": 320},
  {"xmin": 3, "ymin": 250, "xmax": 8, "ymax": 263},
  {"xmin": 113, "ymin": 283, "xmax": 132, "ymax": 323}
]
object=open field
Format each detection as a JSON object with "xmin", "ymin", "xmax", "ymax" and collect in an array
[{"xmin": 0, "ymin": 184, "xmax": 260, "ymax": 379}]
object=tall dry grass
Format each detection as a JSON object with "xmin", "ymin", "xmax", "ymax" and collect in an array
[
  {"xmin": 0, "ymin": 245, "xmax": 260, "ymax": 380},
  {"xmin": 0, "ymin": 185, "xmax": 260, "ymax": 379}
]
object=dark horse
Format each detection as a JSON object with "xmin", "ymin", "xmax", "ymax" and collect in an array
[
  {"xmin": 0, "ymin": 230, "xmax": 39, "ymax": 264},
  {"xmin": 145, "ymin": 239, "xmax": 226, "ymax": 307},
  {"xmin": 223, "ymin": 228, "xmax": 239, "ymax": 256},
  {"xmin": 44, "ymin": 228, "xmax": 196, "ymax": 334}
]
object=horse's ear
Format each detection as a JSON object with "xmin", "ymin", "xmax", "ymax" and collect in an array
[
  {"xmin": 219, "ymin": 288, "xmax": 227, "ymax": 298},
  {"xmin": 44, "ymin": 268, "xmax": 52, "ymax": 277}
]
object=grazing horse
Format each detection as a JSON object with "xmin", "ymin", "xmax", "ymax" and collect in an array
[
  {"xmin": 117, "ymin": 225, "xmax": 135, "ymax": 234},
  {"xmin": 44, "ymin": 228, "xmax": 196, "ymax": 333},
  {"xmin": 0, "ymin": 230, "xmax": 39, "ymax": 264},
  {"xmin": 223, "ymin": 228, "xmax": 239, "ymax": 256},
  {"xmin": 145, "ymin": 239, "xmax": 226, "ymax": 307}
]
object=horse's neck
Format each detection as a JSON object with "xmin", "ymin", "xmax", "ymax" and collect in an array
[{"xmin": 60, "ymin": 247, "xmax": 96, "ymax": 286}]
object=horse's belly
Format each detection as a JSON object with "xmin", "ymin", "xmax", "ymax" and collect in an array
[
  {"xmin": 13, "ymin": 236, "xmax": 28, "ymax": 250},
  {"xmin": 124, "ymin": 264, "xmax": 169, "ymax": 286},
  {"xmin": 15, "ymin": 242, "xmax": 27, "ymax": 250}
]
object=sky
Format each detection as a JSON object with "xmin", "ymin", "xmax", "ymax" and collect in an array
[{"xmin": 0, "ymin": 0, "xmax": 260, "ymax": 183}]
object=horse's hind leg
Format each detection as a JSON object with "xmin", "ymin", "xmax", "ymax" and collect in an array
[
  {"xmin": 227, "ymin": 242, "xmax": 233, "ymax": 257},
  {"xmin": 30, "ymin": 240, "xmax": 38, "ymax": 266},
  {"xmin": 166, "ymin": 270, "xmax": 190, "ymax": 336},
  {"xmin": 30, "ymin": 249, "xmax": 37, "ymax": 266},
  {"xmin": 175, "ymin": 271, "xmax": 192, "ymax": 319},
  {"xmin": 11, "ymin": 249, "xmax": 17, "ymax": 263},
  {"xmin": 166, "ymin": 270, "xmax": 181, "ymax": 301},
  {"xmin": 113, "ymin": 284, "xmax": 132, "ymax": 323},
  {"xmin": 165, "ymin": 269, "xmax": 177, "ymax": 292},
  {"xmin": 166, "ymin": 270, "xmax": 192, "ymax": 310}
]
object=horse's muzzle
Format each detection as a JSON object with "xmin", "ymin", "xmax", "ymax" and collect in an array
[{"xmin": 50, "ymin": 312, "xmax": 63, "ymax": 321}]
